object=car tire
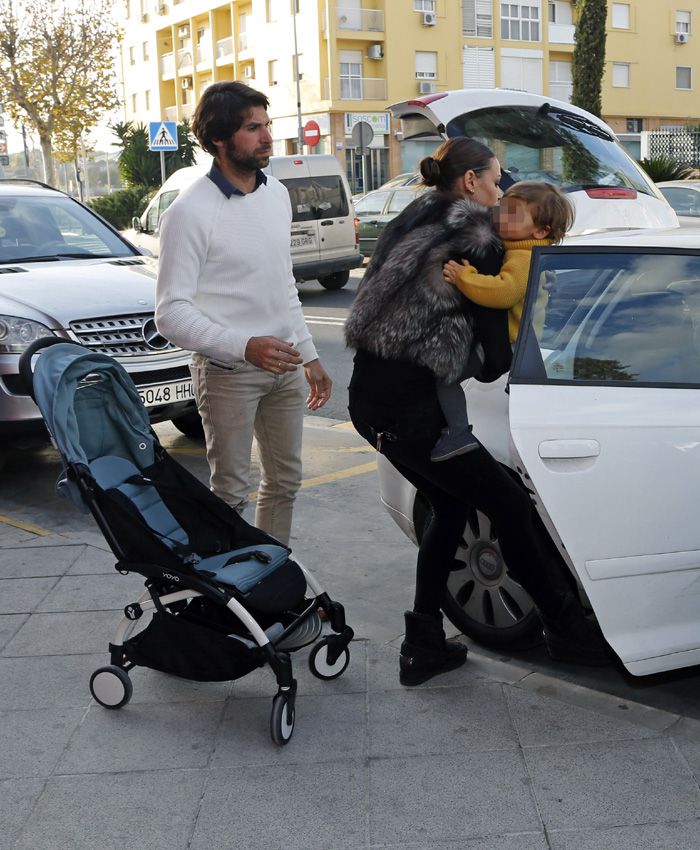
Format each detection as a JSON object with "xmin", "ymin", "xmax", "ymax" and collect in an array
[
  {"xmin": 413, "ymin": 494, "xmax": 543, "ymax": 650},
  {"xmin": 170, "ymin": 410, "xmax": 204, "ymax": 439},
  {"xmin": 318, "ymin": 270, "xmax": 350, "ymax": 290}
]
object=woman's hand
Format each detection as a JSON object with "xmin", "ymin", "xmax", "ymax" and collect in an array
[{"xmin": 443, "ymin": 259, "xmax": 475, "ymax": 285}]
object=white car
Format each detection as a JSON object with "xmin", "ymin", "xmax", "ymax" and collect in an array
[
  {"xmin": 379, "ymin": 225, "xmax": 700, "ymax": 677},
  {"xmin": 391, "ymin": 88, "xmax": 678, "ymax": 233},
  {"xmin": 657, "ymin": 180, "xmax": 700, "ymax": 227}
]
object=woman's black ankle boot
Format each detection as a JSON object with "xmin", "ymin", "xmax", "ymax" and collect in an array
[
  {"xmin": 540, "ymin": 594, "xmax": 611, "ymax": 666},
  {"xmin": 399, "ymin": 610, "xmax": 468, "ymax": 686}
]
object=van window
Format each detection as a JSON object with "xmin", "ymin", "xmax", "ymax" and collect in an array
[
  {"xmin": 146, "ymin": 189, "xmax": 179, "ymax": 232},
  {"xmin": 280, "ymin": 176, "xmax": 349, "ymax": 222}
]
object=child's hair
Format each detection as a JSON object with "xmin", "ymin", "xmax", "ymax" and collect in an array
[
  {"xmin": 419, "ymin": 137, "xmax": 495, "ymax": 193},
  {"xmin": 503, "ymin": 181, "xmax": 574, "ymax": 242}
]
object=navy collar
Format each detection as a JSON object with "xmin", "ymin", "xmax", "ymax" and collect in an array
[{"xmin": 207, "ymin": 161, "xmax": 267, "ymax": 197}]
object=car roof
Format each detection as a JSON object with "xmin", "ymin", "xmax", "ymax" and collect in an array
[
  {"xmin": 0, "ymin": 179, "xmax": 65, "ymax": 197},
  {"xmin": 564, "ymin": 225, "xmax": 700, "ymax": 249}
]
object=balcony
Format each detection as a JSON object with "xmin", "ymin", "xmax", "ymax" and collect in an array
[
  {"xmin": 324, "ymin": 76, "xmax": 387, "ymax": 100},
  {"xmin": 160, "ymin": 52, "xmax": 175, "ymax": 78},
  {"xmin": 216, "ymin": 36, "xmax": 233, "ymax": 61},
  {"xmin": 177, "ymin": 47, "xmax": 194, "ymax": 71},
  {"xmin": 337, "ymin": 6, "xmax": 384, "ymax": 32},
  {"xmin": 195, "ymin": 44, "xmax": 212, "ymax": 66},
  {"xmin": 548, "ymin": 22, "xmax": 575, "ymax": 44},
  {"xmin": 238, "ymin": 31, "xmax": 249, "ymax": 51},
  {"xmin": 164, "ymin": 106, "xmax": 178, "ymax": 120}
]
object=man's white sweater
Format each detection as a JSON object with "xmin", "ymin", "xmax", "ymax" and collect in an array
[{"xmin": 155, "ymin": 172, "xmax": 317, "ymax": 366}]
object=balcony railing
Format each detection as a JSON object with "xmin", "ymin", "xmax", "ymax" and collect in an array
[
  {"xmin": 216, "ymin": 36, "xmax": 233, "ymax": 60},
  {"xmin": 548, "ymin": 22, "xmax": 575, "ymax": 44},
  {"xmin": 337, "ymin": 6, "xmax": 384, "ymax": 32},
  {"xmin": 324, "ymin": 76, "xmax": 387, "ymax": 100},
  {"xmin": 164, "ymin": 106, "xmax": 178, "ymax": 120},
  {"xmin": 238, "ymin": 31, "xmax": 249, "ymax": 51},
  {"xmin": 195, "ymin": 44, "xmax": 211, "ymax": 65},
  {"xmin": 160, "ymin": 52, "xmax": 175, "ymax": 77},
  {"xmin": 177, "ymin": 48, "xmax": 193, "ymax": 70}
]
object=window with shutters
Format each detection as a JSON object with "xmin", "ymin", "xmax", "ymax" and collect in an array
[
  {"xmin": 462, "ymin": 46, "xmax": 496, "ymax": 88},
  {"xmin": 463, "ymin": 0, "xmax": 493, "ymax": 37},
  {"xmin": 416, "ymin": 51, "xmax": 438, "ymax": 79}
]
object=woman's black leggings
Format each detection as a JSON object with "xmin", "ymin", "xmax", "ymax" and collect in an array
[{"xmin": 349, "ymin": 394, "xmax": 572, "ymax": 620}]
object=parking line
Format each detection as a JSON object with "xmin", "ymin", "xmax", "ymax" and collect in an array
[
  {"xmin": 249, "ymin": 459, "xmax": 377, "ymax": 501},
  {"xmin": 0, "ymin": 514, "xmax": 52, "ymax": 536}
]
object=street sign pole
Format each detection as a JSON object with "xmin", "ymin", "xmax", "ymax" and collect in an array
[
  {"xmin": 160, "ymin": 151, "xmax": 166, "ymax": 185},
  {"xmin": 351, "ymin": 121, "xmax": 374, "ymax": 193}
]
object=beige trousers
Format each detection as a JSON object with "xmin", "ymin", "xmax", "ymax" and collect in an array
[{"xmin": 190, "ymin": 354, "xmax": 305, "ymax": 545}]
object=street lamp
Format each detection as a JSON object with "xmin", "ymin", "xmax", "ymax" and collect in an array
[{"xmin": 292, "ymin": 0, "xmax": 304, "ymax": 153}]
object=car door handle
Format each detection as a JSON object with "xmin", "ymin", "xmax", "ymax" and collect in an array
[
  {"xmin": 538, "ymin": 439, "xmax": 600, "ymax": 459},
  {"xmin": 320, "ymin": 220, "xmax": 334, "ymax": 226}
]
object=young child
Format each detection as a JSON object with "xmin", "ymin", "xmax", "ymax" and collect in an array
[{"xmin": 433, "ymin": 181, "xmax": 573, "ymax": 461}]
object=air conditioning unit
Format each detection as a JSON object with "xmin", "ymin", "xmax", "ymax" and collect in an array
[
  {"xmin": 177, "ymin": 24, "xmax": 190, "ymax": 38},
  {"xmin": 367, "ymin": 44, "xmax": 383, "ymax": 60},
  {"xmin": 418, "ymin": 81, "xmax": 436, "ymax": 94},
  {"xmin": 157, "ymin": 4, "xmax": 168, "ymax": 14},
  {"xmin": 181, "ymin": 77, "xmax": 193, "ymax": 89},
  {"xmin": 140, "ymin": 13, "xmax": 149, "ymax": 23},
  {"xmin": 676, "ymin": 32, "xmax": 689, "ymax": 44},
  {"xmin": 422, "ymin": 11, "xmax": 437, "ymax": 26}
]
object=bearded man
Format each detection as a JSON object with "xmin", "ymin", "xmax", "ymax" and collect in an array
[{"xmin": 155, "ymin": 81, "xmax": 331, "ymax": 545}]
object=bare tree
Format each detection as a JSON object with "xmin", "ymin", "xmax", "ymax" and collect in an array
[{"xmin": 0, "ymin": 0, "xmax": 120, "ymax": 185}]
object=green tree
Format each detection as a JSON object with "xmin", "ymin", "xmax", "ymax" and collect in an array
[
  {"xmin": 0, "ymin": 0, "xmax": 120, "ymax": 186},
  {"xmin": 112, "ymin": 120, "xmax": 198, "ymax": 189},
  {"xmin": 571, "ymin": 0, "xmax": 607, "ymax": 118}
]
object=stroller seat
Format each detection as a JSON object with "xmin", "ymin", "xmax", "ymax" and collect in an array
[{"xmin": 89, "ymin": 455, "xmax": 289, "ymax": 593}]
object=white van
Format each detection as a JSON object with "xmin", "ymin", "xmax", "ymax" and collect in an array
[{"xmin": 128, "ymin": 155, "xmax": 363, "ymax": 290}]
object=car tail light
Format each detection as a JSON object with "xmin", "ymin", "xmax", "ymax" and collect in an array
[
  {"xmin": 354, "ymin": 217, "xmax": 360, "ymax": 246},
  {"xmin": 584, "ymin": 187, "xmax": 638, "ymax": 199}
]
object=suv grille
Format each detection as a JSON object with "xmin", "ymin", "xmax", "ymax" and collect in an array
[{"xmin": 69, "ymin": 313, "xmax": 178, "ymax": 357}]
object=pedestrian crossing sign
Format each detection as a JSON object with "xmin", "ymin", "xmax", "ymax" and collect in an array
[{"xmin": 149, "ymin": 121, "xmax": 178, "ymax": 151}]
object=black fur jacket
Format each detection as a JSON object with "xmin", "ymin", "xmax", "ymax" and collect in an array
[{"xmin": 344, "ymin": 191, "xmax": 503, "ymax": 384}]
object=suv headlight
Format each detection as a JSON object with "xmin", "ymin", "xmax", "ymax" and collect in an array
[{"xmin": 0, "ymin": 315, "xmax": 53, "ymax": 353}]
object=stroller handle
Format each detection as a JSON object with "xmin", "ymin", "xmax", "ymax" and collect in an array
[{"xmin": 18, "ymin": 337, "xmax": 82, "ymax": 402}]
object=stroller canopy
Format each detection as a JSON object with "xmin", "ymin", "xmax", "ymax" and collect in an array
[{"xmin": 32, "ymin": 342, "xmax": 156, "ymax": 467}]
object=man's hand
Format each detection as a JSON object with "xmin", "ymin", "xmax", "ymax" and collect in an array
[
  {"xmin": 443, "ymin": 259, "xmax": 476, "ymax": 285},
  {"xmin": 245, "ymin": 336, "xmax": 303, "ymax": 373},
  {"xmin": 303, "ymin": 359, "xmax": 332, "ymax": 410}
]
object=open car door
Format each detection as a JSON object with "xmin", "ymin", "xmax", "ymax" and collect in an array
[{"xmin": 508, "ymin": 242, "xmax": 700, "ymax": 675}]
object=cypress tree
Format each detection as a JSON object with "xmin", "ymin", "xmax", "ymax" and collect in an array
[{"xmin": 571, "ymin": 0, "xmax": 608, "ymax": 118}]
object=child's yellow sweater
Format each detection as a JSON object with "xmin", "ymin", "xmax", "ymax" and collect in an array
[{"xmin": 452, "ymin": 238, "xmax": 553, "ymax": 342}]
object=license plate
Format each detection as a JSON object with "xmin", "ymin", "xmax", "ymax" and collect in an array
[
  {"xmin": 291, "ymin": 234, "xmax": 314, "ymax": 248},
  {"xmin": 137, "ymin": 378, "xmax": 194, "ymax": 408}
]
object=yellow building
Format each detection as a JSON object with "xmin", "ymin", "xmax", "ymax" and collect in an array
[{"xmin": 119, "ymin": 1, "xmax": 700, "ymax": 191}]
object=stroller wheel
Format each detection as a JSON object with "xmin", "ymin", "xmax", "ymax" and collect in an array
[
  {"xmin": 270, "ymin": 693, "xmax": 295, "ymax": 745},
  {"xmin": 90, "ymin": 665, "xmax": 133, "ymax": 710},
  {"xmin": 308, "ymin": 638, "xmax": 350, "ymax": 680}
]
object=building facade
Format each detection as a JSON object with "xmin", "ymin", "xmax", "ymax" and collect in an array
[{"xmin": 119, "ymin": 0, "xmax": 700, "ymax": 192}]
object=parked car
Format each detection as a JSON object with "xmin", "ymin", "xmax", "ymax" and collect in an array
[
  {"xmin": 354, "ymin": 184, "xmax": 429, "ymax": 256},
  {"xmin": 656, "ymin": 180, "xmax": 700, "ymax": 226},
  {"xmin": 128, "ymin": 155, "xmax": 362, "ymax": 290},
  {"xmin": 378, "ymin": 225, "xmax": 700, "ymax": 677},
  {"xmin": 391, "ymin": 88, "xmax": 679, "ymax": 233},
  {"xmin": 0, "ymin": 179, "xmax": 201, "ymax": 448}
]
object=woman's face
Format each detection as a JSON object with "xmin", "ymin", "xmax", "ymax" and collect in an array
[{"xmin": 462, "ymin": 158, "xmax": 503, "ymax": 208}]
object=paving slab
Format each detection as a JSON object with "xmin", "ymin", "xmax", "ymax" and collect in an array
[{"xmin": 548, "ymin": 821, "xmax": 700, "ymax": 850}]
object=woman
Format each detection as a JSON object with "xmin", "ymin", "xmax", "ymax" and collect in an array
[{"xmin": 345, "ymin": 138, "xmax": 608, "ymax": 686}]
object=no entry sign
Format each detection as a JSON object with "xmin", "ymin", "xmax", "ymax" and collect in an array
[{"xmin": 303, "ymin": 120, "xmax": 321, "ymax": 147}]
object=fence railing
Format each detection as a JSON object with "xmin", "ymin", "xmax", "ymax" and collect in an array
[{"xmin": 645, "ymin": 129, "xmax": 700, "ymax": 166}]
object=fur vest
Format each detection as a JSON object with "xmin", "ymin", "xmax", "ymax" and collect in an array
[{"xmin": 344, "ymin": 192, "xmax": 503, "ymax": 384}]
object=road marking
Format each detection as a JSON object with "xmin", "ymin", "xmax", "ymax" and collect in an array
[
  {"xmin": 0, "ymin": 514, "xmax": 52, "ymax": 536},
  {"xmin": 248, "ymin": 459, "xmax": 377, "ymax": 500}
]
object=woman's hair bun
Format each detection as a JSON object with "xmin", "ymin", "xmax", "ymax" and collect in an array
[{"xmin": 419, "ymin": 155, "xmax": 441, "ymax": 186}]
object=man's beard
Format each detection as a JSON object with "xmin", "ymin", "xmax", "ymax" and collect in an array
[{"xmin": 221, "ymin": 138, "xmax": 271, "ymax": 171}]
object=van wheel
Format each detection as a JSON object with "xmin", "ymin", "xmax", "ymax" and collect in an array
[
  {"xmin": 318, "ymin": 271, "xmax": 349, "ymax": 290},
  {"xmin": 171, "ymin": 410, "xmax": 204, "ymax": 439}
]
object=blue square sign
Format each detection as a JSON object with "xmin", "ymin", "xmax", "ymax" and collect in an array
[{"xmin": 149, "ymin": 121, "xmax": 178, "ymax": 151}]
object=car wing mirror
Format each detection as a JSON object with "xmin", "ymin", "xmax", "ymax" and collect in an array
[{"xmin": 131, "ymin": 216, "xmax": 142, "ymax": 233}]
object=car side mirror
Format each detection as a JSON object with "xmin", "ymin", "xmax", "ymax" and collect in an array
[{"xmin": 131, "ymin": 216, "xmax": 142, "ymax": 233}]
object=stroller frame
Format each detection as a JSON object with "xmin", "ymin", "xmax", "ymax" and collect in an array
[{"xmin": 21, "ymin": 338, "xmax": 354, "ymax": 745}]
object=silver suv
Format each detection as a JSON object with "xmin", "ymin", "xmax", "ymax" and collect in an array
[{"xmin": 0, "ymin": 180, "xmax": 200, "ymax": 448}]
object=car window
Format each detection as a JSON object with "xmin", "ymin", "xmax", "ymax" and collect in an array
[
  {"xmin": 354, "ymin": 191, "xmax": 390, "ymax": 216},
  {"xmin": 445, "ymin": 106, "xmax": 655, "ymax": 195},
  {"xmin": 0, "ymin": 194, "xmax": 132, "ymax": 261},
  {"xmin": 520, "ymin": 250, "xmax": 700, "ymax": 385},
  {"xmin": 387, "ymin": 188, "xmax": 419, "ymax": 214},
  {"xmin": 659, "ymin": 187, "xmax": 700, "ymax": 217},
  {"xmin": 280, "ymin": 176, "xmax": 349, "ymax": 222}
]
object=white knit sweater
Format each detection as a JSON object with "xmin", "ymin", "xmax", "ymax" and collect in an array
[{"xmin": 155, "ymin": 172, "xmax": 317, "ymax": 366}]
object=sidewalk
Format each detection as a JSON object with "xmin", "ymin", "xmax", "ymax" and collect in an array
[{"xmin": 1, "ymin": 421, "xmax": 700, "ymax": 849}]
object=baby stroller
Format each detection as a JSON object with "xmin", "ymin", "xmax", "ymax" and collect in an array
[{"xmin": 20, "ymin": 338, "xmax": 354, "ymax": 745}]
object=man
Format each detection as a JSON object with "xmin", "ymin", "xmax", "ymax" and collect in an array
[{"xmin": 155, "ymin": 81, "xmax": 332, "ymax": 545}]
